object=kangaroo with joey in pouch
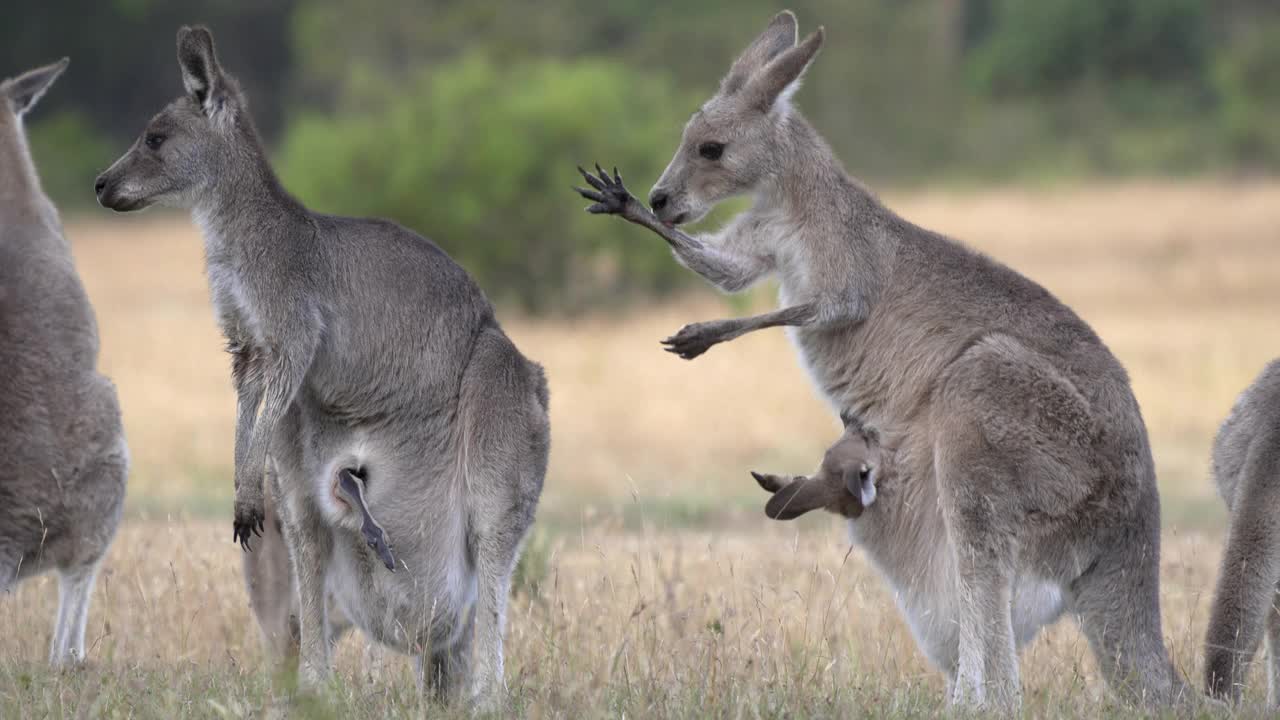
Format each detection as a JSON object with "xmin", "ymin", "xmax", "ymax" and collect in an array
[
  {"xmin": 95, "ymin": 27, "xmax": 550, "ymax": 703},
  {"xmin": 1204, "ymin": 359, "xmax": 1280, "ymax": 706},
  {"xmin": 0, "ymin": 58, "xmax": 129, "ymax": 666},
  {"xmin": 577, "ymin": 10, "xmax": 1186, "ymax": 710}
]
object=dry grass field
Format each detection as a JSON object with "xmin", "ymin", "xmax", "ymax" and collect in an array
[{"xmin": 2, "ymin": 180, "xmax": 1279, "ymax": 717}]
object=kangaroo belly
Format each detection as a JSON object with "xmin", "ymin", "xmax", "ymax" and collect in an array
[
  {"xmin": 326, "ymin": 527, "xmax": 476, "ymax": 655},
  {"xmin": 856, "ymin": 516, "xmax": 1066, "ymax": 675},
  {"xmin": 292, "ymin": 406, "xmax": 477, "ymax": 656}
]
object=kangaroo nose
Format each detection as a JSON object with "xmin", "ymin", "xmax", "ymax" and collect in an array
[
  {"xmin": 94, "ymin": 176, "xmax": 107, "ymax": 197},
  {"xmin": 649, "ymin": 191, "xmax": 668, "ymax": 211}
]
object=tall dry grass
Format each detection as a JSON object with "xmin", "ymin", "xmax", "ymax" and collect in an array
[{"xmin": 2, "ymin": 180, "xmax": 1278, "ymax": 716}]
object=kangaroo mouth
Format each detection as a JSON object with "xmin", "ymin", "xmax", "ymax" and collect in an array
[
  {"xmin": 667, "ymin": 211, "xmax": 690, "ymax": 227},
  {"xmin": 97, "ymin": 191, "xmax": 152, "ymax": 213}
]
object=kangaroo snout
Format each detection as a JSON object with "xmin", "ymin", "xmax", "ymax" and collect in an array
[
  {"xmin": 647, "ymin": 184, "xmax": 693, "ymax": 226},
  {"xmin": 93, "ymin": 169, "xmax": 144, "ymax": 212}
]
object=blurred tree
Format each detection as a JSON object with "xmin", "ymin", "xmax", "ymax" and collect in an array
[
  {"xmin": 278, "ymin": 54, "xmax": 691, "ymax": 312},
  {"xmin": 5, "ymin": 0, "xmax": 1280, "ymax": 287},
  {"xmin": 26, "ymin": 112, "xmax": 116, "ymax": 207},
  {"xmin": 1, "ymin": 0, "xmax": 297, "ymax": 206},
  {"xmin": 967, "ymin": 0, "xmax": 1209, "ymax": 96},
  {"xmin": 1213, "ymin": 19, "xmax": 1280, "ymax": 167}
]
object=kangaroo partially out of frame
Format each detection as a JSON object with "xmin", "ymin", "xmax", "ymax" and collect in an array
[
  {"xmin": 1, "ymin": 58, "xmax": 129, "ymax": 666},
  {"xmin": 96, "ymin": 27, "xmax": 549, "ymax": 703},
  {"xmin": 577, "ymin": 10, "xmax": 1184, "ymax": 710},
  {"xmin": 1204, "ymin": 359, "xmax": 1280, "ymax": 705}
]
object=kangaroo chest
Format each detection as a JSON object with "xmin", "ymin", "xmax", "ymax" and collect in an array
[
  {"xmin": 197, "ymin": 213, "xmax": 273, "ymax": 345},
  {"xmin": 208, "ymin": 266, "xmax": 264, "ymax": 344}
]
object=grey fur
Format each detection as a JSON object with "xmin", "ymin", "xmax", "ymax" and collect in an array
[
  {"xmin": 1204, "ymin": 359, "xmax": 1280, "ymax": 705},
  {"xmin": 1, "ymin": 58, "xmax": 128, "ymax": 666},
  {"xmin": 96, "ymin": 27, "xmax": 549, "ymax": 704},
  {"xmin": 578, "ymin": 10, "xmax": 1184, "ymax": 710},
  {"xmin": 241, "ymin": 459, "xmax": 354, "ymax": 661}
]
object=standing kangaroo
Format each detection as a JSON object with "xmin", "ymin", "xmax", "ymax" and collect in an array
[
  {"xmin": 0, "ymin": 59, "xmax": 129, "ymax": 666},
  {"xmin": 1204, "ymin": 359, "xmax": 1280, "ymax": 705},
  {"xmin": 95, "ymin": 27, "xmax": 549, "ymax": 702},
  {"xmin": 577, "ymin": 11, "xmax": 1183, "ymax": 709}
]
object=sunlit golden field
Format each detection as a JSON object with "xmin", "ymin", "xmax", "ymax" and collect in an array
[{"xmin": 2, "ymin": 180, "xmax": 1279, "ymax": 717}]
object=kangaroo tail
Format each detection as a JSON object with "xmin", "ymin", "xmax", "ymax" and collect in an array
[{"xmin": 1205, "ymin": 419, "xmax": 1280, "ymax": 701}]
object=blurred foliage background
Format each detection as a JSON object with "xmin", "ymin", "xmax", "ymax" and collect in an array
[{"xmin": 6, "ymin": 0, "xmax": 1279, "ymax": 311}]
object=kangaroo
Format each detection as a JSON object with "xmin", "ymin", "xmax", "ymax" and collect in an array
[
  {"xmin": 753, "ymin": 423, "xmax": 1089, "ymax": 700},
  {"xmin": 95, "ymin": 27, "xmax": 549, "ymax": 703},
  {"xmin": 576, "ymin": 10, "xmax": 1183, "ymax": 709},
  {"xmin": 0, "ymin": 58, "xmax": 129, "ymax": 666},
  {"xmin": 1204, "ymin": 359, "xmax": 1280, "ymax": 705}
]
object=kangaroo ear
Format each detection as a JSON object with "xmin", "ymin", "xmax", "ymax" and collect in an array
[
  {"xmin": 177, "ymin": 26, "xmax": 228, "ymax": 118},
  {"xmin": 764, "ymin": 477, "xmax": 837, "ymax": 521},
  {"xmin": 751, "ymin": 471, "xmax": 789, "ymax": 494},
  {"xmin": 721, "ymin": 11, "xmax": 798, "ymax": 96},
  {"xmin": 745, "ymin": 27, "xmax": 824, "ymax": 113},
  {"xmin": 2, "ymin": 58, "xmax": 69, "ymax": 117}
]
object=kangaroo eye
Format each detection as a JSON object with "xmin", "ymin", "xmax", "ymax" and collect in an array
[
  {"xmin": 858, "ymin": 464, "xmax": 872, "ymax": 482},
  {"xmin": 698, "ymin": 142, "xmax": 724, "ymax": 161},
  {"xmin": 144, "ymin": 133, "xmax": 166, "ymax": 150}
]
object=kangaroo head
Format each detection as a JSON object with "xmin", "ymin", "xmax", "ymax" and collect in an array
[
  {"xmin": 647, "ymin": 11, "xmax": 824, "ymax": 226},
  {"xmin": 96, "ymin": 26, "xmax": 248, "ymax": 212},
  {"xmin": 1, "ymin": 58, "xmax": 69, "ymax": 123},
  {"xmin": 751, "ymin": 425, "xmax": 881, "ymax": 521}
]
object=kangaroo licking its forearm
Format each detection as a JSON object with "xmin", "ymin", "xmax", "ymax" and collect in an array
[
  {"xmin": 1204, "ymin": 359, "xmax": 1280, "ymax": 705},
  {"xmin": 95, "ymin": 27, "xmax": 550, "ymax": 704},
  {"xmin": 578, "ymin": 10, "xmax": 1186, "ymax": 710},
  {"xmin": 1, "ymin": 58, "xmax": 128, "ymax": 667}
]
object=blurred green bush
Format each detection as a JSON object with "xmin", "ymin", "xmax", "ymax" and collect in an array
[
  {"xmin": 278, "ymin": 54, "xmax": 693, "ymax": 312},
  {"xmin": 27, "ymin": 110, "xmax": 116, "ymax": 209},
  {"xmin": 1213, "ymin": 19, "xmax": 1280, "ymax": 168},
  {"xmin": 969, "ymin": 0, "xmax": 1208, "ymax": 97}
]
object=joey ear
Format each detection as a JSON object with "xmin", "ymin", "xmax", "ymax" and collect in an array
[
  {"xmin": 745, "ymin": 27, "xmax": 824, "ymax": 113},
  {"xmin": 721, "ymin": 11, "xmax": 798, "ymax": 96},
  {"xmin": 3, "ymin": 58, "xmax": 69, "ymax": 117},
  {"xmin": 751, "ymin": 471, "xmax": 788, "ymax": 494},
  {"xmin": 176, "ymin": 25, "xmax": 227, "ymax": 116},
  {"xmin": 764, "ymin": 477, "xmax": 837, "ymax": 520}
]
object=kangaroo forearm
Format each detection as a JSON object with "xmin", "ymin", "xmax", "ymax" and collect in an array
[
  {"xmin": 232, "ymin": 385, "xmax": 264, "ymax": 488},
  {"xmin": 670, "ymin": 244, "xmax": 771, "ymax": 292},
  {"xmin": 621, "ymin": 198, "xmax": 704, "ymax": 252},
  {"xmin": 239, "ymin": 384, "xmax": 293, "ymax": 491},
  {"xmin": 717, "ymin": 303, "xmax": 818, "ymax": 341},
  {"xmin": 622, "ymin": 200, "xmax": 767, "ymax": 290},
  {"xmin": 235, "ymin": 339, "xmax": 313, "ymax": 488}
]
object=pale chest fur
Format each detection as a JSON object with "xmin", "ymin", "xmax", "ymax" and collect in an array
[{"xmin": 196, "ymin": 212, "xmax": 264, "ymax": 343}]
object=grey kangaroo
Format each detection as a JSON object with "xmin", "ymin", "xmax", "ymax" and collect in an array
[
  {"xmin": 577, "ymin": 10, "xmax": 1183, "ymax": 710},
  {"xmin": 752, "ymin": 423, "xmax": 1107, "ymax": 702},
  {"xmin": 1204, "ymin": 359, "xmax": 1280, "ymax": 705},
  {"xmin": 95, "ymin": 28, "xmax": 549, "ymax": 703},
  {"xmin": 0, "ymin": 59, "xmax": 129, "ymax": 666}
]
